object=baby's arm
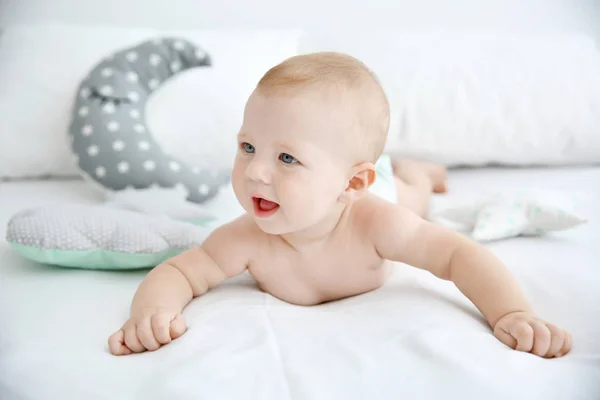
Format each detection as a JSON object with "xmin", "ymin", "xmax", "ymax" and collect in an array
[
  {"xmin": 370, "ymin": 202, "xmax": 572, "ymax": 358},
  {"xmin": 108, "ymin": 217, "xmax": 252, "ymax": 356}
]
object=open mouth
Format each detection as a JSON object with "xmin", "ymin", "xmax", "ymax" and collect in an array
[{"xmin": 252, "ymin": 197, "xmax": 280, "ymax": 218}]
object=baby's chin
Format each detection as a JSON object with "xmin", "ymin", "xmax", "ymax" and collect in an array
[
  {"xmin": 252, "ymin": 218, "xmax": 293, "ymax": 236},
  {"xmin": 250, "ymin": 211, "xmax": 304, "ymax": 236}
]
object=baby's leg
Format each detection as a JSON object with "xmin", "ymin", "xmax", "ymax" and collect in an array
[{"xmin": 392, "ymin": 159, "xmax": 448, "ymax": 218}]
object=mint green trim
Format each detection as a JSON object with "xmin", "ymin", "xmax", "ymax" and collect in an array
[
  {"xmin": 186, "ymin": 218, "xmax": 214, "ymax": 226},
  {"xmin": 8, "ymin": 242, "xmax": 187, "ymax": 270}
]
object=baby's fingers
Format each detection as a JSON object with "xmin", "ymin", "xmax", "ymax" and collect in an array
[
  {"xmin": 550, "ymin": 328, "xmax": 572, "ymax": 357},
  {"xmin": 170, "ymin": 314, "xmax": 187, "ymax": 340},
  {"xmin": 560, "ymin": 331, "xmax": 573, "ymax": 356},
  {"xmin": 124, "ymin": 321, "xmax": 146, "ymax": 353},
  {"xmin": 530, "ymin": 321, "xmax": 552, "ymax": 357},
  {"xmin": 137, "ymin": 319, "xmax": 161, "ymax": 351},
  {"xmin": 545, "ymin": 324, "xmax": 567, "ymax": 358},
  {"xmin": 493, "ymin": 325, "xmax": 517, "ymax": 350},
  {"xmin": 108, "ymin": 329, "xmax": 132, "ymax": 356},
  {"xmin": 510, "ymin": 321, "xmax": 535, "ymax": 353},
  {"xmin": 151, "ymin": 314, "xmax": 173, "ymax": 345}
]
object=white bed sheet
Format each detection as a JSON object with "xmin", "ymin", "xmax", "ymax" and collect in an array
[{"xmin": 1, "ymin": 167, "xmax": 600, "ymax": 400}]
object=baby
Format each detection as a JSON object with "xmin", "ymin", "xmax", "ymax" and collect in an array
[{"xmin": 109, "ymin": 52, "xmax": 572, "ymax": 358}]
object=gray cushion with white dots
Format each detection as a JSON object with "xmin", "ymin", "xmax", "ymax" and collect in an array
[
  {"xmin": 69, "ymin": 37, "xmax": 230, "ymax": 203},
  {"xmin": 6, "ymin": 204, "xmax": 210, "ymax": 270}
]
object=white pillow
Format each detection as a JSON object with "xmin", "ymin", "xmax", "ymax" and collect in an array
[
  {"xmin": 0, "ymin": 23, "xmax": 304, "ymax": 179},
  {"xmin": 145, "ymin": 65, "xmax": 250, "ymax": 173},
  {"xmin": 302, "ymin": 31, "xmax": 600, "ymax": 166}
]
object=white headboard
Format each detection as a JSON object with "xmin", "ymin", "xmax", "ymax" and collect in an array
[{"xmin": 2, "ymin": 0, "xmax": 598, "ymax": 41}]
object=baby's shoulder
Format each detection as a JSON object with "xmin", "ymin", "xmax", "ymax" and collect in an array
[
  {"xmin": 351, "ymin": 194, "xmax": 392, "ymax": 230},
  {"xmin": 353, "ymin": 193, "xmax": 396, "ymax": 221},
  {"xmin": 206, "ymin": 213, "xmax": 266, "ymax": 248},
  {"xmin": 350, "ymin": 194, "xmax": 409, "ymax": 242}
]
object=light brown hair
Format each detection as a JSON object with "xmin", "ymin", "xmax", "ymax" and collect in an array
[{"xmin": 256, "ymin": 52, "xmax": 390, "ymax": 163}]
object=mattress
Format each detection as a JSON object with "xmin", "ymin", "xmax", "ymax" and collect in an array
[{"xmin": 1, "ymin": 167, "xmax": 599, "ymax": 400}]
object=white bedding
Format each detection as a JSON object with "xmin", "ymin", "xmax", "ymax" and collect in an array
[{"xmin": 1, "ymin": 167, "xmax": 600, "ymax": 400}]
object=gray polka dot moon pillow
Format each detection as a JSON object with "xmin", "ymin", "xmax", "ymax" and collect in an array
[
  {"xmin": 6, "ymin": 204, "xmax": 211, "ymax": 270},
  {"xmin": 69, "ymin": 37, "xmax": 230, "ymax": 203}
]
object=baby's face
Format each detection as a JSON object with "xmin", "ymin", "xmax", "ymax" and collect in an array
[{"xmin": 232, "ymin": 90, "xmax": 354, "ymax": 235}]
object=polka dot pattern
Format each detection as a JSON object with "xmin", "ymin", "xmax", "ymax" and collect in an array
[
  {"xmin": 128, "ymin": 91, "xmax": 140, "ymax": 102},
  {"xmin": 68, "ymin": 37, "xmax": 229, "ymax": 204},
  {"xmin": 6, "ymin": 205, "xmax": 209, "ymax": 261},
  {"xmin": 102, "ymin": 102, "xmax": 116, "ymax": 114},
  {"xmin": 126, "ymin": 72, "xmax": 139, "ymax": 83},
  {"xmin": 126, "ymin": 51, "xmax": 138, "ymax": 62},
  {"xmin": 148, "ymin": 78, "xmax": 160, "ymax": 90}
]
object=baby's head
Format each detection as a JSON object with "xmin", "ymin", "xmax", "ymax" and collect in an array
[{"xmin": 232, "ymin": 52, "xmax": 390, "ymax": 235}]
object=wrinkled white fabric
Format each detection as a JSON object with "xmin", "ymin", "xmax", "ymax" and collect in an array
[{"xmin": 1, "ymin": 167, "xmax": 599, "ymax": 400}]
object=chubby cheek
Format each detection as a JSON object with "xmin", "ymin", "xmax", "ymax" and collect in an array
[
  {"xmin": 231, "ymin": 160, "xmax": 249, "ymax": 209},
  {"xmin": 279, "ymin": 172, "xmax": 342, "ymax": 222},
  {"xmin": 279, "ymin": 181, "xmax": 311, "ymax": 219}
]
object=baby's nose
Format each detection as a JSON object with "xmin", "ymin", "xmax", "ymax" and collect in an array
[{"xmin": 245, "ymin": 159, "xmax": 272, "ymax": 184}]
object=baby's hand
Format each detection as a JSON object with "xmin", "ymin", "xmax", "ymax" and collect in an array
[
  {"xmin": 493, "ymin": 311, "xmax": 572, "ymax": 358},
  {"xmin": 108, "ymin": 308, "xmax": 187, "ymax": 356}
]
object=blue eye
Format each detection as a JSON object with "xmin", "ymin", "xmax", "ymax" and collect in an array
[
  {"xmin": 279, "ymin": 153, "xmax": 298, "ymax": 164},
  {"xmin": 242, "ymin": 143, "xmax": 255, "ymax": 153}
]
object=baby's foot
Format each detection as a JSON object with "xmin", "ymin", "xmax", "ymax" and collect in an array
[{"xmin": 393, "ymin": 159, "xmax": 448, "ymax": 193}]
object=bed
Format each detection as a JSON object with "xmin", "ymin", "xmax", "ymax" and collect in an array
[
  {"xmin": 1, "ymin": 166, "xmax": 599, "ymax": 400},
  {"xmin": 2, "ymin": 19, "xmax": 600, "ymax": 400}
]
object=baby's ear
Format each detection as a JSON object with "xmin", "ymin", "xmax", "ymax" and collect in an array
[{"xmin": 339, "ymin": 162, "xmax": 376, "ymax": 204}]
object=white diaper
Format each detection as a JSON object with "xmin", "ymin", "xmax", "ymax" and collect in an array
[{"xmin": 369, "ymin": 154, "xmax": 397, "ymax": 204}]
